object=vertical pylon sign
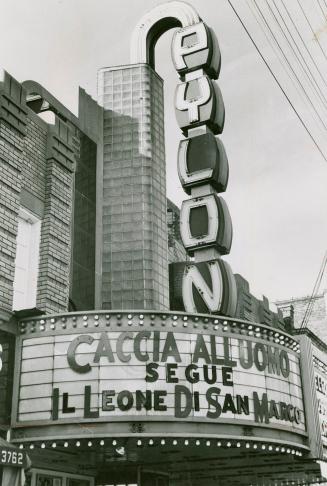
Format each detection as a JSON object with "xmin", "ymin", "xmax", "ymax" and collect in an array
[{"xmin": 172, "ymin": 22, "xmax": 237, "ymax": 317}]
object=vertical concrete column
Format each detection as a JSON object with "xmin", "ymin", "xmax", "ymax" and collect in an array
[
  {"xmin": 98, "ymin": 63, "xmax": 169, "ymax": 310},
  {"xmin": 0, "ymin": 71, "xmax": 27, "ymax": 317},
  {"xmin": 78, "ymin": 88, "xmax": 103, "ymax": 311}
]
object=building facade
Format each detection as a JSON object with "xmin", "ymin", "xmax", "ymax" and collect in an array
[
  {"xmin": 0, "ymin": 2, "xmax": 327, "ymax": 485},
  {"xmin": 277, "ymin": 291, "xmax": 327, "ymax": 342}
]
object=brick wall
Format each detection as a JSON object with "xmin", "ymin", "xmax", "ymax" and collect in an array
[
  {"xmin": 0, "ymin": 72, "xmax": 27, "ymax": 315},
  {"xmin": 36, "ymin": 118, "xmax": 78, "ymax": 314},
  {"xmin": 22, "ymin": 116, "xmax": 47, "ymax": 201},
  {"xmin": 37, "ymin": 158, "xmax": 74, "ymax": 313},
  {"xmin": 0, "ymin": 71, "xmax": 83, "ymax": 317}
]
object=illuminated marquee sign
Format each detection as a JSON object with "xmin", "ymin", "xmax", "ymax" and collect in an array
[
  {"xmin": 172, "ymin": 19, "xmax": 237, "ymax": 316},
  {"xmin": 15, "ymin": 315, "xmax": 305, "ymax": 440}
]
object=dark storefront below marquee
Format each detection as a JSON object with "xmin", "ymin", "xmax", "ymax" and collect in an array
[{"xmin": 16, "ymin": 437, "xmax": 326, "ymax": 486}]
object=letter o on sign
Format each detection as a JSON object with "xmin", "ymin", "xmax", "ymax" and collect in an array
[
  {"xmin": 280, "ymin": 350, "xmax": 290, "ymax": 378},
  {"xmin": 180, "ymin": 194, "xmax": 233, "ymax": 255}
]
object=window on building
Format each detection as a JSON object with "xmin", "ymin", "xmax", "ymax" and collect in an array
[{"xmin": 12, "ymin": 208, "xmax": 41, "ymax": 311}]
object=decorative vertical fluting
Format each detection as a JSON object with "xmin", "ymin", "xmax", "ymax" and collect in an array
[
  {"xmin": 0, "ymin": 71, "xmax": 27, "ymax": 316},
  {"xmin": 171, "ymin": 22, "xmax": 237, "ymax": 316},
  {"xmin": 98, "ymin": 64, "xmax": 169, "ymax": 310}
]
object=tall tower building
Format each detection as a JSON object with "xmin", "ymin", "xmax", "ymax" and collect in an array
[{"xmin": 98, "ymin": 64, "xmax": 169, "ymax": 310}]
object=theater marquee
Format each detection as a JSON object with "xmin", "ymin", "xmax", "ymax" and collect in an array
[{"xmin": 12, "ymin": 312, "xmax": 305, "ymax": 445}]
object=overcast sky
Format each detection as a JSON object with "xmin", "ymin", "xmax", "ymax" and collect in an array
[{"xmin": 1, "ymin": 0, "xmax": 327, "ymax": 304}]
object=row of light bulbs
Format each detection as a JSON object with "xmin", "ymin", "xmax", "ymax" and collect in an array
[
  {"xmin": 19, "ymin": 438, "xmax": 303, "ymax": 456},
  {"xmin": 19, "ymin": 313, "xmax": 299, "ymax": 351}
]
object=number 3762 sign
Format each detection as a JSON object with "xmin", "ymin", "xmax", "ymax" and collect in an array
[{"xmin": 0, "ymin": 447, "xmax": 27, "ymax": 468}]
